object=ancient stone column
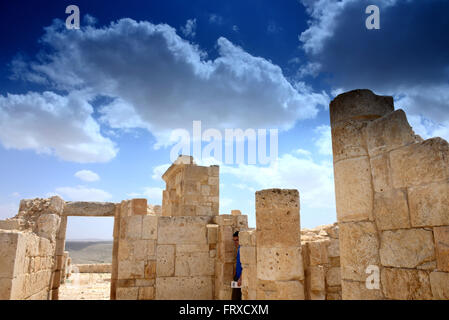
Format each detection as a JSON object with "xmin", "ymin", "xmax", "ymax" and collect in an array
[
  {"xmin": 330, "ymin": 89, "xmax": 449, "ymax": 300},
  {"xmin": 255, "ymin": 189, "xmax": 304, "ymax": 299}
]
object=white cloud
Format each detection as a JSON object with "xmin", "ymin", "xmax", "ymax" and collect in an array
[
  {"xmin": 314, "ymin": 125, "xmax": 332, "ymax": 156},
  {"xmin": 75, "ymin": 170, "xmax": 100, "ymax": 182},
  {"xmin": 221, "ymin": 153, "xmax": 335, "ymax": 210},
  {"xmin": 54, "ymin": 186, "xmax": 112, "ymax": 202},
  {"xmin": 181, "ymin": 18, "xmax": 197, "ymax": 38},
  {"xmin": 127, "ymin": 187, "xmax": 163, "ymax": 204},
  {"xmin": 209, "ymin": 14, "xmax": 224, "ymax": 25},
  {"xmin": 152, "ymin": 163, "xmax": 171, "ymax": 181},
  {"xmin": 18, "ymin": 18, "xmax": 328, "ymax": 148},
  {"xmin": 0, "ymin": 91, "xmax": 117, "ymax": 163}
]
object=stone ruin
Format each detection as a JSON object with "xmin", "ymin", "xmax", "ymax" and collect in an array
[{"xmin": 0, "ymin": 89, "xmax": 447, "ymax": 300}]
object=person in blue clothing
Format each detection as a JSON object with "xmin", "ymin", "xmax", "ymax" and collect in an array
[{"xmin": 232, "ymin": 231, "xmax": 242, "ymax": 300}]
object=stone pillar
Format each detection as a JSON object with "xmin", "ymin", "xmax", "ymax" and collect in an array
[
  {"xmin": 330, "ymin": 89, "xmax": 449, "ymax": 300},
  {"xmin": 239, "ymin": 229, "xmax": 257, "ymax": 300},
  {"xmin": 115, "ymin": 199, "xmax": 158, "ymax": 300},
  {"xmin": 255, "ymin": 189, "xmax": 305, "ymax": 299}
]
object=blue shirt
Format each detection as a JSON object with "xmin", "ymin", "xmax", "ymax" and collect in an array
[{"xmin": 235, "ymin": 245, "xmax": 242, "ymax": 279}]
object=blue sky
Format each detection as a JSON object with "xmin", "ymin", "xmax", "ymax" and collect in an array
[{"xmin": 1, "ymin": 0, "xmax": 448, "ymax": 239}]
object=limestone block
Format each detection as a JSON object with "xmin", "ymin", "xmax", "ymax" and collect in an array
[
  {"xmin": 334, "ymin": 157, "xmax": 373, "ymax": 222},
  {"xmin": 310, "ymin": 291, "xmax": 326, "ymax": 300},
  {"xmin": 307, "ymin": 240, "xmax": 330, "ymax": 266},
  {"xmin": 327, "ymin": 238, "xmax": 340, "ymax": 258},
  {"xmin": 330, "ymin": 89, "xmax": 394, "ymax": 125},
  {"xmin": 0, "ymin": 278, "xmax": 12, "ymax": 299},
  {"xmin": 257, "ymin": 280, "xmax": 305, "ymax": 300},
  {"xmin": 257, "ymin": 247, "xmax": 304, "ymax": 281},
  {"xmin": 370, "ymin": 154, "xmax": 391, "ymax": 193},
  {"xmin": 48, "ymin": 196, "xmax": 65, "ymax": 214},
  {"xmin": 309, "ymin": 266, "xmax": 325, "ymax": 292},
  {"xmin": 381, "ymin": 268, "xmax": 432, "ymax": 300},
  {"xmin": 39, "ymin": 237, "xmax": 52, "ymax": 255},
  {"xmin": 366, "ymin": 109, "xmax": 417, "ymax": 157},
  {"xmin": 242, "ymin": 265, "xmax": 257, "ymax": 289},
  {"xmin": 326, "ymin": 292, "xmax": 342, "ymax": 300},
  {"xmin": 138, "ymin": 286, "xmax": 154, "ymax": 300},
  {"xmin": 144, "ymin": 260, "xmax": 156, "ymax": 279},
  {"xmin": 0, "ymin": 231, "xmax": 20, "ymax": 278},
  {"xmin": 231, "ymin": 210, "xmax": 241, "ymax": 216},
  {"xmin": 256, "ymin": 207, "xmax": 300, "ymax": 247},
  {"xmin": 176, "ymin": 244, "xmax": 209, "ymax": 253},
  {"xmin": 118, "ymin": 239, "xmax": 131, "ymax": 261},
  {"xmin": 240, "ymin": 246, "xmax": 256, "ymax": 265},
  {"xmin": 429, "ymin": 271, "xmax": 449, "ymax": 300},
  {"xmin": 339, "ymin": 222, "xmax": 380, "ymax": 281},
  {"xmin": 341, "ymin": 280, "xmax": 383, "ymax": 300},
  {"xmin": 214, "ymin": 215, "xmax": 234, "ymax": 226},
  {"xmin": 215, "ymin": 262, "xmax": 234, "ymax": 284},
  {"xmin": 379, "ymin": 229, "xmax": 435, "ymax": 268},
  {"xmin": 36, "ymin": 214, "xmax": 60, "ymax": 242},
  {"xmin": 390, "ymin": 138, "xmax": 449, "ymax": 188},
  {"xmin": 206, "ymin": 224, "xmax": 218, "ymax": 244},
  {"xmin": 434, "ymin": 226, "xmax": 449, "ymax": 272},
  {"xmin": 326, "ymin": 267, "xmax": 341, "ymax": 287},
  {"xmin": 156, "ymin": 245, "xmax": 175, "ymax": 277},
  {"xmin": 125, "ymin": 215, "xmax": 142, "ymax": 240},
  {"xmin": 331, "ymin": 119, "xmax": 368, "ymax": 162},
  {"xmin": 239, "ymin": 229, "xmax": 256, "ymax": 246},
  {"xmin": 218, "ymin": 225, "xmax": 233, "ymax": 243},
  {"xmin": 63, "ymin": 201, "xmax": 116, "ymax": 216},
  {"xmin": 157, "ymin": 216, "xmax": 210, "ymax": 244},
  {"xmin": 217, "ymin": 242, "xmax": 235, "ymax": 263},
  {"xmin": 116, "ymin": 287, "xmax": 139, "ymax": 300},
  {"xmin": 156, "ymin": 277, "xmax": 213, "ymax": 300},
  {"xmin": 216, "ymin": 288, "xmax": 232, "ymax": 300},
  {"xmin": 235, "ymin": 215, "xmax": 248, "ymax": 229},
  {"xmin": 175, "ymin": 252, "xmax": 214, "ymax": 276},
  {"xmin": 373, "ymin": 189, "xmax": 411, "ymax": 230},
  {"xmin": 408, "ymin": 181, "xmax": 449, "ymax": 227},
  {"xmin": 118, "ymin": 260, "xmax": 145, "ymax": 279},
  {"xmin": 142, "ymin": 215, "xmax": 158, "ymax": 240},
  {"xmin": 208, "ymin": 165, "xmax": 219, "ymax": 177}
]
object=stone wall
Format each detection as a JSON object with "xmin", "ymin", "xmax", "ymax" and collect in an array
[
  {"xmin": 114, "ymin": 199, "xmax": 157, "ymax": 300},
  {"xmin": 73, "ymin": 264, "xmax": 112, "ymax": 273},
  {"xmin": 330, "ymin": 89, "xmax": 449, "ymax": 300},
  {"xmin": 0, "ymin": 197, "xmax": 64, "ymax": 299},
  {"xmin": 301, "ymin": 224, "xmax": 341, "ymax": 300}
]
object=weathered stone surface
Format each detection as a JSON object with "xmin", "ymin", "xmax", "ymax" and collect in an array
[
  {"xmin": 408, "ymin": 181, "xmax": 449, "ymax": 227},
  {"xmin": 0, "ymin": 231, "xmax": 20, "ymax": 279},
  {"xmin": 175, "ymin": 252, "xmax": 214, "ymax": 276},
  {"xmin": 309, "ymin": 266, "xmax": 325, "ymax": 292},
  {"xmin": 142, "ymin": 215, "xmax": 158, "ymax": 240},
  {"xmin": 330, "ymin": 89, "xmax": 394, "ymax": 125},
  {"xmin": 239, "ymin": 229, "xmax": 256, "ymax": 247},
  {"xmin": 429, "ymin": 271, "xmax": 449, "ymax": 300},
  {"xmin": 331, "ymin": 120, "xmax": 368, "ymax": 162},
  {"xmin": 379, "ymin": 229, "xmax": 435, "ymax": 268},
  {"xmin": 434, "ymin": 226, "xmax": 449, "ymax": 272},
  {"xmin": 381, "ymin": 268, "xmax": 432, "ymax": 300},
  {"xmin": 156, "ymin": 245, "xmax": 175, "ymax": 277},
  {"xmin": 327, "ymin": 238, "xmax": 340, "ymax": 258},
  {"xmin": 366, "ymin": 109, "xmax": 417, "ymax": 157},
  {"xmin": 240, "ymin": 246, "xmax": 256, "ymax": 265},
  {"xmin": 257, "ymin": 247, "xmax": 304, "ymax": 281},
  {"xmin": 116, "ymin": 287, "xmax": 139, "ymax": 300},
  {"xmin": 341, "ymin": 280, "xmax": 383, "ymax": 300},
  {"xmin": 339, "ymin": 222, "xmax": 379, "ymax": 281},
  {"xmin": 124, "ymin": 215, "xmax": 142, "ymax": 240},
  {"xmin": 256, "ymin": 189, "xmax": 300, "ymax": 247},
  {"xmin": 157, "ymin": 216, "xmax": 211, "ymax": 244},
  {"xmin": 373, "ymin": 189, "xmax": 410, "ymax": 230},
  {"xmin": 390, "ymin": 138, "xmax": 449, "ymax": 188},
  {"xmin": 257, "ymin": 280, "xmax": 304, "ymax": 300},
  {"xmin": 334, "ymin": 157, "xmax": 373, "ymax": 222},
  {"xmin": 36, "ymin": 214, "xmax": 60, "ymax": 242},
  {"xmin": 206, "ymin": 224, "xmax": 218, "ymax": 244},
  {"xmin": 306, "ymin": 240, "xmax": 329, "ymax": 266},
  {"xmin": 326, "ymin": 267, "xmax": 341, "ymax": 287},
  {"xmin": 370, "ymin": 153, "xmax": 391, "ymax": 193},
  {"xmin": 156, "ymin": 277, "xmax": 213, "ymax": 300},
  {"xmin": 63, "ymin": 201, "xmax": 116, "ymax": 216},
  {"xmin": 118, "ymin": 260, "xmax": 145, "ymax": 279}
]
